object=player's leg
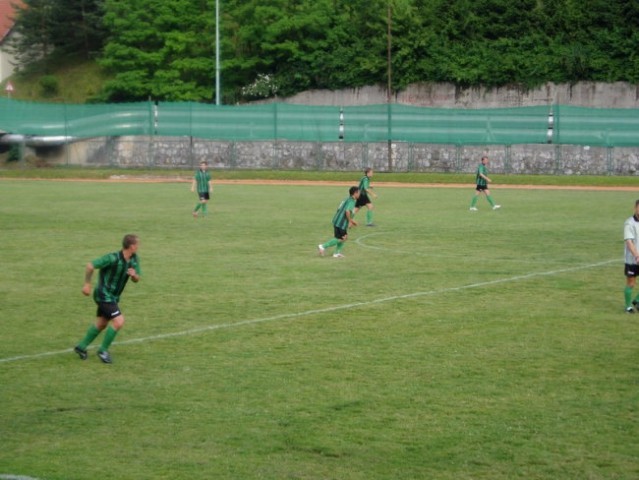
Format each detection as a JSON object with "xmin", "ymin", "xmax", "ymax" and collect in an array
[
  {"xmin": 470, "ymin": 190, "xmax": 480, "ymax": 209},
  {"xmin": 74, "ymin": 315, "xmax": 106, "ymax": 359},
  {"xmin": 483, "ymin": 189, "xmax": 496, "ymax": 207},
  {"xmin": 193, "ymin": 193, "xmax": 204, "ymax": 216},
  {"xmin": 97, "ymin": 304, "xmax": 125, "ymax": 363},
  {"xmin": 321, "ymin": 238, "xmax": 339, "ymax": 250},
  {"xmin": 624, "ymin": 270, "xmax": 636, "ymax": 311},
  {"xmin": 98, "ymin": 317, "xmax": 122, "ymax": 355},
  {"xmin": 334, "ymin": 233, "xmax": 348, "ymax": 256},
  {"xmin": 365, "ymin": 203, "xmax": 374, "ymax": 225},
  {"xmin": 76, "ymin": 316, "xmax": 106, "ymax": 350}
]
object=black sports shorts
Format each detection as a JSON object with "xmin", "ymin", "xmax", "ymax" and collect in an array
[
  {"xmin": 355, "ymin": 193, "xmax": 371, "ymax": 208},
  {"xmin": 333, "ymin": 226, "xmax": 348, "ymax": 240},
  {"xmin": 198, "ymin": 192, "xmax": 210, "ymax": 201},
  {"xmin": 624, "ymin": 263, "xmax": 639, "ymax": 277},
  {"xmin": 96, "ymin": 302, "xmax": 123, "ymax": 320},
  {"xmin": 475, "ymin": 185, "xmax": 488, "ymax": 191}
]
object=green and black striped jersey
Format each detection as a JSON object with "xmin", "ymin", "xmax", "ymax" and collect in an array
[
  {"xmin": 194, "ymin": 169, "xmax": 211, "ymax": 193},
  {"xmin": 332, "ymin": 196, "xmax": 356, "ymax": 230},
  {"xmin": 476, "ymin": 163, "xmax": 488, "ymax": 187},
  {"xmin": 92, "ymin": 251, "xmax": 141, "ymax": 303},
  {"xmin": 358, "ymin": 175, "xmax": 370, "ymax": 194}
]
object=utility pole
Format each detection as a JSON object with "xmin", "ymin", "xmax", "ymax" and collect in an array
[
  {"xmin": 387, "ymin": 1, "xmax": 392, "ymax": 171},
  {"xmin": 215, "ymin": 0, "xmax": 221, "ymax": 105}
]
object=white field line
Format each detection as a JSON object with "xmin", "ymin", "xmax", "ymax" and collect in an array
[
  {"xmin": 0, "ymin": 476, "xmax": 44, "ymax": 480},
  {"xmin": 0, "ymin": 259, "xmax": 617, "ymax": 365}
]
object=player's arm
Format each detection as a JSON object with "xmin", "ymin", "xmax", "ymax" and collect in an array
[
  {"xmin": 625, "ymin": 239, "xmax": 639, "ymax": 262},
  {"xmin": 190, "ymin": 179, "xmax": 196, "ymax": 192},
  {"xmin": 479, "ymin": 172, "xmax": 491, "ymax": 183},
  {"xmin": 208, "ymin": 180, "xmax": 213, "ymax": 192},
  {"xmin": 127, "ymin": 268, "xmax": 140, "ymax": 283},
  {"xmin": 347, "ymin": 210, "xmax": 357, "ymax": 227},
  {"xmin": 82, "ymin": 262, "xmax": 95, "ymax": 296}
]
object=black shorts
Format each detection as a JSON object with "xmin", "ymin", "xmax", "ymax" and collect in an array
[
  {"xmin": 625, "ymin": 264, "xmax": 639, "ymax": 277},
  {"xmin": 96, "ymin": 302, "xmax": 123, "ymax": 320},
  {"xmin": 355, "ymin": 193, "xmax": 371, "ymax": 208},
  {"xmin": 333, "ymin": 226, "xmax": 348, "ymax": 240},
  {"xmin": 475, "ymin": 185, "xmax": 488, "ymax": 192},
  {"xmin": 198, "ymin": 192, "xmax": 210, "ymax": 201}
]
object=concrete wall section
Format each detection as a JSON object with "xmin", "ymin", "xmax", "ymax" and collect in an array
[{"xmin": 277, "ymin": 82, "xmax": 639, "ymax": 108}]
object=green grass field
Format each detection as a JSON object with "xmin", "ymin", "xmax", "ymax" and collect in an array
[{"xmin": 1, "ymin": 179, "xmax": 638, "ymax": 480}]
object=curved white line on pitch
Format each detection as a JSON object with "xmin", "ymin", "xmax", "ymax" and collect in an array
[{"xmin": 0, "ymin": 259, "xmax": 617, "ymax": 365}]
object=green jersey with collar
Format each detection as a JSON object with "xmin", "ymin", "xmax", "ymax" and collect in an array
[
  {"xmin": 92, "ymin": 251, "xmax": 141, "ymax": 303},
  {"xmin": 476, "ymin": 164, "xmax": 488, "ymax": 187},
  {"xmin": 358, "ymin": 175, "xmax": 370, "ymax": 194},
  {"xmin": 194, "ymin": 169, "xmax": 211, "ymax": 193},
  {"xmin": 332, "ymin": 196, "xmax": 356, "ymax": 230}
]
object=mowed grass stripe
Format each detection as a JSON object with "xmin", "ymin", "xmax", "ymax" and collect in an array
[{"xmin": 0, "ymin": 257, "xmax": 616, "ymax": 364}]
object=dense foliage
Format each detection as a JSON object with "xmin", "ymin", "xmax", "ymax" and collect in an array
[
  {"xmin": 8, "ymin": 0, "xmax": 105, "ymax": 68},
  {"xmin": 9, "ymin": 0, "xmax": 639, "ymax": 102}
]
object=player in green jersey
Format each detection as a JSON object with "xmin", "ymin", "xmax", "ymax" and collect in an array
[
  {"xmin": 623, "ymin": 199, "xmax": 639, "ymax": 313},
  {"xmin": 191, "ymin": 161, "xmax": 213, "ymax": 218},
  {"xmin": 469, "ymin": 156, "xmax": 500, "ymax": 211},
  {"xmin": 318, "ymin": 186, "xmax": 360, "ymax": 258},
  {"xmin": 354, "ymin": 167, "xmax": 378, "ymax": 226},
  {"xmin": 73, "ymin": 234, "xmax": 141, "ymax": 364}
]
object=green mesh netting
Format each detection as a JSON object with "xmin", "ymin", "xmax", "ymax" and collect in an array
[
  {"xmin": 0, "ymin": 98, "xmax": 636, "ymax": 146},
  {"xmin": 554, "ymin": 105, "xmax": 639, "ymax": 147}
]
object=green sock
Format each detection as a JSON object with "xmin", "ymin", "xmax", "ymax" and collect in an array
[
  {"xmin": 335, "ymin": 241, "xmax": 344, "ymax": 254},
  {"xmin": 486, "ymin": 195, "xmax": 496, "ymax": 207},
  {"xmin": 99, "ymin": 326, "xmax": 119, "ymax": 353},
  {"xmin": 366, "ymin": 210, "xmax": 373, "ymax": 224},
  {"xmin": 625, "ymin": 286, "xmax": 633, "ymax": 307},
  {"xmin": 194, "ymin": 203, "xmax": 201, "ymax": 212},
  {"xmin": 202, "ymin": 203, "xmax": 208, "ymax": 215},
  {"xmin": 323, "ymin": 238, "xmax": 339, "ymax": 249},
  {"xmin": 470, "ymin": 196, "xmax": 479, "ymax": 207},
  {"xmin": 78, "ymin": 324, "xmax": 101, "ymax": 349}
]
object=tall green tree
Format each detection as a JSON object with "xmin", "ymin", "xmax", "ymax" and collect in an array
[
  {"xmin": 8, "ymin": 0, "xmax": 58, "ymax": 70},
  {"xmin": 99, "ymin": 0, "xmax": 217, "ymax": 101},
  {"xmin": 8, "ymin": 0, "xmax": 105, "ymax": 71}
]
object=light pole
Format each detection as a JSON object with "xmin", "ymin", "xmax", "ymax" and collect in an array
[
  {"xmin": 387, "ymin": 1, "xmax": 392, "ymax": 171},
  {"xmin": 215, "ymin": 0, "xmax": 221, "ymax": 105}
]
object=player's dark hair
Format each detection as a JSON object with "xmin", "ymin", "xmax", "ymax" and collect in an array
[
  {"xmin": 349, "ymin": 186, "xmax": 359, "ymax": 196},
  {"xmin": 122, "ymin": 234, "xmax": 139, "ymax": 249},
  {"xmin": 635, "ymin": 199, "xmax": 639, "ymax": 207}
]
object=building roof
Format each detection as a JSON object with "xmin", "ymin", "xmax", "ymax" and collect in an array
[{"xmin": 0, "ymin": 0, "xmax": 24, "ymax": 43}]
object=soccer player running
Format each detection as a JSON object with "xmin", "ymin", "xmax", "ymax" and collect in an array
[
  {"xmin": 318, "ymin": 186, "xmax": 360, "ymax": 258},
  {"xmin": 623, "ymin": 199, "xmax": 639, "ymax": 313},
  {"xmin": 354, "ymin": 167, "xmax": 378, "ymax": 226},
  {"xmin": 73, "ymin": 234, "xmax": 141, "ymax": 364},
  {"xmin": 191, "ymin": 160, "xmax": 213, "ymax": 218},
  {"xmin": 469, "ymin": 156, "xmax": 501, "ymax": 211}
]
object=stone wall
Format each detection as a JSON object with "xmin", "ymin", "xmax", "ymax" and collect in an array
[{"xmin": 51, "ymin": 136, "xmax": 639, "ymax": 176}]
